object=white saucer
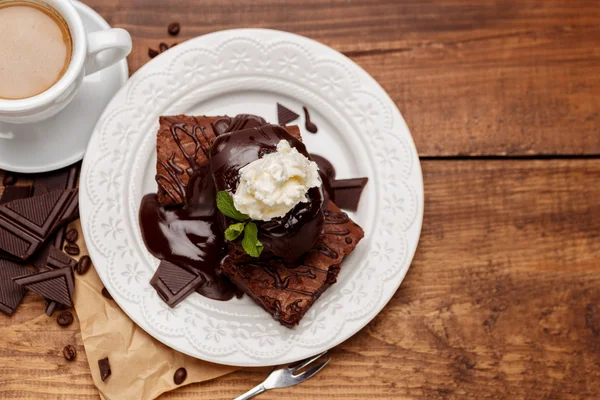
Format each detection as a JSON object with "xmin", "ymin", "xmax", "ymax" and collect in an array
[{"xmin": 0, "ymin": 1, "xmax": 128, "ymax": 173}]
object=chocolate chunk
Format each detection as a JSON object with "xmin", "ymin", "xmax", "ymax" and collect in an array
[
  {"xmin": 32, "ymin": 164, "xmax": 80, "ymax": 269},
  {"xmin": 150, "ymin": 260, "xmax": 205, "ymax": 307},
  {"xmin": 45, "ymin": 299, "xmax": 62, "ymax": 316},
  {"xmin": 76, "ymin": 256, "xmax": 92, "ymax": 275},
  {"xmin": 168, "ymin": 22, "xmax": 180, "ymax": 36},
  {"xmin": 32, "ymin": 164, "xmax": 79, "ymax": 197},
  {"xmin": 0, "ymin": 259, "xmax": 33, "ymax": 316},
  {"xmin": 57, "ymin": 311, "xmax": 74, "ymax": 327},
  {"xmin": 159, "ymin": 42, "xmax": 169, "ymax": 52},
  {"xmin": 32, "ymin": 245, "xmax": 77, "ymax": 271},
  {"xmin": 330, "ymin": 178, "xmax": 369, "ymax": 211},
  {"xmin": 173, "ymin": 367, "xmax": 187, "ymax": 385},
  {"xmin": 64, "ymin": 243, "xmax": 80, "ymax": 256},
  {"xmin": 63, "ymin": 345, "xmax": 76, "ymax": 361},
  {"xmin": 13, "ymin": 267, "xmax": 75, "ymax": 308},
  {"xmin": 0, "ymin": 185, "xmax": 32, "ymax": 205},
  {"xmin": 98, "ymin": 357, "xmax": 111, "ymax": 381},
  {"xmin": 0, "ymin": 189, "xmax": 79, "ymax": 260},
  {"xmin": 101, "ymin": 287, "xmax": 113, "ymax": 300},
  {"xmin": 2, "ymin": 174, "xmax": 17, "ymax": 186},
  {"xmin": 65, "ymin": 229, "xmax": 78, "ymax": 243},
  {"xmin": 303, "ymin": 106, "xmax": 318, "ymax": 133},
  {"xmin": 277, "ymin": 103, "xmax": 299, "ymax": 125},
  {"xmin": 148, "ymin": 48, "xmax": 159, "ymax": 58}
]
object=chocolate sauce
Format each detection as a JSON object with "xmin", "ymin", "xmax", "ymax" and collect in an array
[
  {"xmin": 210, "ymin": 125, "xmax": 325, "ymax": 262},
  {"xmin": 139, "ymin": 167, "xmax": 236, "ymax": 301},
  {"xmin": 303, "ymin": 107, "xmax": 318, "ymax": 133},
  {"xmin": 212, "ymin": 114, "xmax": 267, "ymax": 136}
]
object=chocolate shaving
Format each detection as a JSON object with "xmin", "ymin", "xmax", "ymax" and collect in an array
[{"xmin": 330, "ymin": 178, "xmax": 369, "ymax": 212}]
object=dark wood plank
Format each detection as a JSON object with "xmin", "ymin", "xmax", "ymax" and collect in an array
[
  {"xmin": 2, "ymin": 159, "xmax": 600, "ymax": 398},
  {"xmin": 82, "ymin": 0, "xmax": 600, "ymax": 156}
]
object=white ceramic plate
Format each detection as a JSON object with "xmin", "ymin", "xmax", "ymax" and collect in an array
[
  {"xmin": 80, "ymin": 29, "xmax": 423, "ymax": 367},
  {"xmin": 0, "ymin": 1, "xmax": 128, "ymax": 173}
]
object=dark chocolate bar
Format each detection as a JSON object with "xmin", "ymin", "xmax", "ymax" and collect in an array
[
  {"xmin": 0, "ymin": 186, "xmax": 32, "ymax": 205},
  {"xmin": 0, "ymin": 259, "xmax": 33, "ymax": 316},
  {"xmin": 0, "ymin": 189, "xmax": 79, "ymax": 259},
  {"xmin": 13, "ymin": 267, "xmax": 75, "ymax": 308}
]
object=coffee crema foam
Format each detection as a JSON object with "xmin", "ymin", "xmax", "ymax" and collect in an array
[{"xmin": 0, "ymin": 1, "xmax": 72, "ymax": 100}]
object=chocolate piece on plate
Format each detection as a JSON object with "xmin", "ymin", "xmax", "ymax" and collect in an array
[
  {"xmin": 13, "ymin": 267, "xmax": 75, "ymax": 308},
  {"xmin": 277, "ymin": 103, "xmax": 299, "ymax": 125},
  {"xmin": 330, "ymin": 178, "xmax": 369, "ymax": 212},
  {"xmin": 0, "ymin": 189, "xmax": 79, "ymax": 260},
  {"xmin": 0, "ymin": 258, "xmax": 33, "ymax": 316},
  {"xmin": 303, "ymin": 106, "xmax": 318, "ymax": 133},
  {"xmin": 220, "ymin": 202, "xmax": 364, "ymax": 328},
  {"xmin": 150, "ymin": 260, "xmax": 205, "ymax": 307},
  {"xmin": 98, "ymin": 357, "xmax": 111, "ymax": 381}
]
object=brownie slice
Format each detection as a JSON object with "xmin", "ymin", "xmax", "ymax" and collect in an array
[
  {"xmin": 220, "ymin": 202, "xmax": 364, "ymax": 328},
  {"xmin": 156, "ymin": 114, "xmax": 300, "ymax": 206}
]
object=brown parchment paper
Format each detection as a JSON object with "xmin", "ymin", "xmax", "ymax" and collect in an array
[{"xmin": 69, "ymin": 221, "xmax": 238, "ymax": 399}]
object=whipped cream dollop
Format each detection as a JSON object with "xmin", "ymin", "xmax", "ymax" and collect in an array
[{"xmin": 233, "ymin": 140, "xmax": 321, "ymax": 221}]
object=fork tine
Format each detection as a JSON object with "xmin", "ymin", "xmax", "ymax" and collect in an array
[
  {"xmin": 288, "ymin": 351, "xmax": 328, "ymax": 373},
  {"xmin": 292, "ymin": 358, "xmax": 331, "ymax": 382}
]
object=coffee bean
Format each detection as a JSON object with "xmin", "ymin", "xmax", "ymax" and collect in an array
[
  {"xmin": 57, "ymin": 311, "xmax": 74, "ymax": 327},
  {"xmin": 173, "ymin": 367, "xmax": 187, "ymax": 385},
  {"xmin": 65, "ymin": 228, "xmax": 78, "ymax": 243},
  {"xmin": 98, "ymin": 357, "xmax": 111, "ymax": 381},
  {"xmin": 63, "ymin": 345, "xmax": 76, "ymax": 361},
  {"xmin": 2, "ymin": 174, "xmax": 17, "ymax": 186},
  {"xmin": 148, "ymin": 48, "xmax": 159, "ymax": 58},
  {"xmin": 76, "ymin": 255, "xmax": 92, "ymax": 275},
  {"xmin": 101, "ymin": 287, "xmax": 113, "ymax": 300},
  {"xmin": 64, "ymin": 243, "xmax": 80, "ymax": 256},
  {"xmin": 159, "ymin": 42, "xmax": 169, "ymax": 53},
  {"xmin": 345, "ymin": 237, "xmax": 352, "ymax": 244},
  {"xmin": 168, "ymin": 22, "xmax": 180, "ymax": 36}
]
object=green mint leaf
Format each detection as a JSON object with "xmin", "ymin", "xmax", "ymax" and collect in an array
[
  {"xmin": 216, "ymin": 191, "xmax": 249, "ymax": 221},
  {"xmin": 242, "ymin": 222, "xmax": 263, "ymax": 258},
  {"xmin": 224, "ymin": 222, "xmax": 246, "ymax": 241}
]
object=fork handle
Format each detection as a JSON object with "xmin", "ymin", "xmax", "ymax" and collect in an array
[{"xmin": 234, "ymin": 383, "xmax": 266, "ymax": 400}]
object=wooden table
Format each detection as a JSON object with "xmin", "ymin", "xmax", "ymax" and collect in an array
[{"xmin": 1, "ymin": 1, "xmax": 600, "ymax": 398}]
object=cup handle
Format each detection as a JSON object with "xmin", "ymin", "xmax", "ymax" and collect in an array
[{"xmin": 85, "ymin": 28, "xmax": 132, "ymax": 76}]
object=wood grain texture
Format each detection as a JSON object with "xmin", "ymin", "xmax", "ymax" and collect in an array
[
  {"xmin": 2, "ymin": 159, "xmax": 600, "ymax": 399},
  {"xmin": 80, "ymin": 0, "xmax": 600, "ymax": 156}
]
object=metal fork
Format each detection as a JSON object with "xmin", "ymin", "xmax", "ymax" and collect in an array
[{"xmin": 233, "ymin": 351, "xmax": 331, "ymax": 400}]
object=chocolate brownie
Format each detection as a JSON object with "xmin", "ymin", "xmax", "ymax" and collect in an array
[
  {"xmin": 156, "ymin": 114, "xmax": 297, "ymax": 206},
  {"xmin": 220, "ymin": 202, "xmax": 364, "ymax": 328}
]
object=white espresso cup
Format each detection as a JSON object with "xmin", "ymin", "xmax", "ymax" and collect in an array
[{"xmin": 0, "ymin": 0, "xmax": 132, "ymax": 124}]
